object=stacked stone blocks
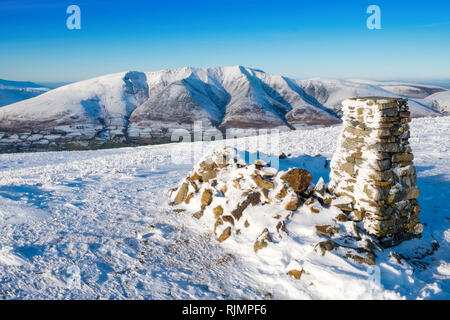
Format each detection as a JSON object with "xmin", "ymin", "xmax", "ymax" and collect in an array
[{"xmin": 329, "ymin": 97, "xmax": 422, "ymax": 247}]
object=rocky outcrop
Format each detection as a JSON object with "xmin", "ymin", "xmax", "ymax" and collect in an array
[
  {"xmin": 170, "ymin": 147, "xmax": 382, "ymax": 275},
  {"xmin": 168, "ymin": 148, "xmax": 315, "ymax": 248}
]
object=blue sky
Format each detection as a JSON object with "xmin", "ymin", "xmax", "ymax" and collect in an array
[{"xmin": 0, "ymin": 0, "xmax": 449, "ymax": 82}]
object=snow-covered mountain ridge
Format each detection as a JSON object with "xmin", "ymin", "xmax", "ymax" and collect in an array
[{"xmin": 0, "ymin": 66, "xmax": 446, "ymax": 153}]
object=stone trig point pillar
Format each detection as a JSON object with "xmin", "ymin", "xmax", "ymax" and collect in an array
[{"xmin": 329, "ymin": 97, "xmax": 423, "ymax": 247}]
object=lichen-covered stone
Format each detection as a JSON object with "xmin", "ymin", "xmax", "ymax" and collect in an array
[
  {"xmin": 214, "ymin": 206, "xmax": 223, "ymax": 219},
  {"xmin": 218, "ymin": 227, "xmax": 232, "ymax": 243},
  {"xmin": 281, "ymin": 169, "xmax": 313, "ymax": 194},
  {"xmin": 173, "ymin": 183, "xmax": 189, "ymax": 205},
  {"xmin": 201, "ymin": 189, "xmax": 213, "ymax": 207}
]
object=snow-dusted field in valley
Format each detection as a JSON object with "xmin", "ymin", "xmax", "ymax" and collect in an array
[{"xmin": 0, "ymin": 116, "xmax": 449, "ymax": 299}]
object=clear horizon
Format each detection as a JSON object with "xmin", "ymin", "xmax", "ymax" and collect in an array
[{"xmin": 1, "ymin": 0, "xmax": 450, "ymax": 83}]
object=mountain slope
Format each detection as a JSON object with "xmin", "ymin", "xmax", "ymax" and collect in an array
[
  {"xmin": 0, "ymin": 72, "xmax": 148, "ymax": 150},
  {"xmin": 0, "ymin": 66, "xmax": 445, "ymax": 152},
  {"xmin": 349, "ymin": 79, "xmax": 446, "ymax": 99},
  {"xmin": 423, "ymin": 91, "xmax": 450, "ymax": 114},
  {"xmin": 298, "ymin": 78, "xmax": 443, "ymax": 117}
]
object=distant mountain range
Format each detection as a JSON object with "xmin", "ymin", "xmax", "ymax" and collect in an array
[
  {"xmin": 0, "ymin": 66, "xmax": 447, "ymax": 153},
  {"xmin": 0, "ymin": 79, "xmax": 50, "ymax": 107}
]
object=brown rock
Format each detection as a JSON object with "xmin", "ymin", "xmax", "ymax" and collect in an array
[
  {"xmin": 310, "ymin": 206, "xmax": 320, "ymax": 214},
  {"xmin": 244, "ymin": 220, "xmax": 250, "ymax": 228},
  {"xmin": 213, "ymin": 206, "xmax": 223, "ymax": 219},
  {"xmin": 369, "ymin": 143, "xmax": 400, "ymax": 153},
  {"xmin": 315, "ymin": 225, "xmax": 340, "ymax": 238},
  {"xmin": 276, "ymin": 186, "xmax": 287, "ymax": 199},
  {"xmin": 252, "ymin": 174, "xmax": 275, "ymax": 189},
  {"xmin": 214, "ymin": 217, "xmax": 223, "ymax": 235},
  {"xmin": 340, "ymin": 163, "xmax": 355, "ymax": 176},
  {"xmin": 344, "ymin": 250, "xmax": 376, "ymax": 265},
  {"xmin": 335, "ymin": 213, "xmax": 348, "ymax": 222},
  {"xmin": 198, "ymin": 161, "xmax": 217, "ymax": 182},
  {"xmin": 185, "ymin": 193, "xmax": 194, "ymax": 204},
  {"xmin": 190, "ymin": 180, "xmax": 200, "ymax": 193},
  {"xmin": 189, "ymin": 172, "xmax": 202, "ymax": 181},
  {"xmin": 193, "ymin": 211, "xmax": 204, "ymax": 219},
  {"xmin": 345, "ymin": 126, "xmax": 371, "ymax": 137},
  {"xmin": 173, "ymin": 183, "xmax": 189, "ymax": 205},
  {"xmin": 369, "ymin": 170, "xmax": 394, "ymax": 181},
  {"xmin": 254, "ymin": 159, "xmax": 269, "ymax": 167},
  {"xmin": 304, "ymin": 198, "xmax": 314, "ymax": 206},
  {"xmin": 222, "ymin": 215, "xmax": 235, "ymax": 226},
  {"xmin": 285, "ymin": 196, "xmax": 299, "ymax": 211},
  {"xmin": 369, "ymin": 158, "xmax": 391, "ymax": 171},
  {"xmin": 254, "ymin": 228, "xmax": 272, "ymax": 253},
  {"xmin": 400, "ymin": 111, "xmax": 411, "ymax": 118},
  {"xmin": 261, "ymin": 188, "xmax": 271, "ymax": 203},
  {"xmin": 387, "ymin": 187, "xmax": 420, "ymax": 203},
  {"xmin": 215, "ymin": 154, "xmax": 228, "ymax": 168},
  {"xmin": 315, "ymin": 240, "xmax": 340, "ymax": 256},
  {"xmin": 173, "ymin": 209, "xmax": 185, "ymax": 213},
  {"xmin": 201, "ymin": 189, "xmax": 213, "ymax": 207},
  {"xmin": 218, "ymin": 227, "xmax": 232, "ymax": 243},
  {"xmin": 333, "ymin": 202, "xmax": 353, "ymax": 212},
  {"xmin": 392, "ymin": 153, "xmax": 414, "ymax": 163},
  {"xmin": 281, "ymin": 169, "xmax": 313, "ymax": 193},
  {"xmin": 287, "ymin": 269, "xmax": 305, "ymax": 280},
  {"xmin": 413, "ymin": 204, "xmax": 421, "ymax": 216},
  {"xmin": 231, "ymin": 192, "xmax": 261, "ymax": 220},
  {"xmin": 374, "ymin": 180, "xmax": 392, "ymax": 187},
  {"xmin": 276, "ymin": 221, "xmax": 288, "ymax": 234}
]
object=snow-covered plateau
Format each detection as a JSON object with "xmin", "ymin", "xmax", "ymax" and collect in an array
[{"xmin": 0, "ymin": 115, "xmax": 448, "ymax": 300}]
